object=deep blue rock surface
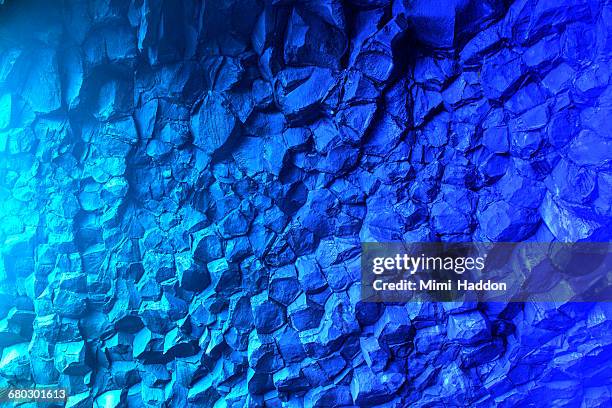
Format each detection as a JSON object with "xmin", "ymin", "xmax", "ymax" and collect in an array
[{"xmin": 0, "ymin": 0, "xmax": 610, "ymax": 406}]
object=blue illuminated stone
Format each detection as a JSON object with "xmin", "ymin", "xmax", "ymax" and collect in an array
[{"xmin": 0, "ymin": 0, "xmax": 610, "ymax": 406}]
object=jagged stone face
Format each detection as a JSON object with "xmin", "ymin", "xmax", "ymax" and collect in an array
[{"xmin": 0, "ymin": 0, "xmax": 610, "ymax": 407}]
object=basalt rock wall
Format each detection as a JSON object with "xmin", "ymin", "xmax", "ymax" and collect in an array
[{"xmin": 0, "ymin": 0, "xmax": 610, "ymax": 406}]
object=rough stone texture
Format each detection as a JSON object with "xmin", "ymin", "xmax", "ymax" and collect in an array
[{"xmin": 0, "ymin": 0, "xmax": 610, "ymax": 407}]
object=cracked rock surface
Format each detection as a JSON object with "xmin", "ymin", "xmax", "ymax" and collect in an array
[{"xmin": 0, "ymin": 0, "xmax": 611, "ymax": 406}]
